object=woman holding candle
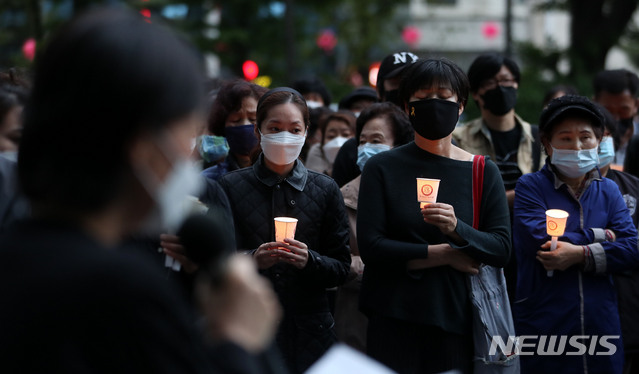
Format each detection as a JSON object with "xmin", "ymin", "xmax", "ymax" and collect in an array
[
  {"xmin": 357, "ymin": 58, "xmax": 512, "ymax": 373},
  {"xmin": 512, "ymin": 95, "xmax": 639, "ymax": 374},
  {"xmin": 218, "ymin": 87, "xmax": 351, "ymax": 374}
]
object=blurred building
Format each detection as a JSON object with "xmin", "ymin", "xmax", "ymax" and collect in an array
[{"xmin": 408, "ymin": 0, "xmax": 639, "ymax": 71}]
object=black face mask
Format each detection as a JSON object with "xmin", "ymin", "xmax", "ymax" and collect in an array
[
  {"xmin": 408, "ymin": 99, "xmax": 460, "ymax": 140},
  {"xmin": 384, "ymin": 89, "xmax": 402, "ymax": 108},
  {"xmin": 618, "ymin": 117, "xmax": 634, "ymax": 135},
  {"xmin": 480, "ymin": 86, "xmax": 517, "ymax": 116}
]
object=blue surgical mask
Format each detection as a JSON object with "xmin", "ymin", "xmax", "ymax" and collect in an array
[
  {"xmin": 197, "ymin": 135, "xmax": 229, "ymax": 163},
  {"xmin": 551, "ymin": 146, "xmax": 599, "ymax": 178},
  {"xmin": 357, "ymin": 143, "xmax": 391, "ymax": 172},
  {"xmin": 598, "ymin": 136, "xmax": 615, "ymax": 168}
]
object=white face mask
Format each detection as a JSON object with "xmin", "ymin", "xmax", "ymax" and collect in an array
[
  {"xmin": 260, "ymin": 130, "xmax": 306, "ymax": 166},
  {"xmin": 0, "ymin": 151, "xmax": 17, "ymax": 162},
  {"xmin": 306, "ymin": 100, "xmax": 323, "ymax": 109},
  {"xmin": 322, "ymin": 136, "xmax": 348, "ymax": 164},
  {"xmin": 135, "ymin": 141, "xmax": 204, "ymax": 233}
]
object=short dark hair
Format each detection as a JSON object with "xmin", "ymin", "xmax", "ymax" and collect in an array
[
  {"xmin": 256, "ymin": 88, "xmax": 310, "ymax": 131},
  {"xmin": 355, "ymin": 102, "xmax": 414, "ymax": 147},
  {"xmin": 539, "ymin": 95, "xmax": 605, "ymax": 143},
  {"xmin": 19, "ymin": 8, "xmax": 204, "ymax": 214},
  {"xmin": 593, "ymin": 69, "xmax": 639, "ymax": 97},
  {"xmin": 542, "ymin": 84, "xmax": 578, "ymax": 108},
  {"xmin": 208, "ymin": 79, "xmax": 267, "ymax": 135},
  {"xmin": 290, "ymin": 77, "xmax": 332, "ymax": 107},
  {"xmin": 467, "ymin": 53, "xmax": 521, "ymax": 94},
  {"xmin": 398, "ymin": 58, "xmax": 470, "ymax": 109}
]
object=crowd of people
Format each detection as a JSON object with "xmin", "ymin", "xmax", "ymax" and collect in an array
[{"xmin": 1, "ymin": 6, "xmax": 639, "ymax": 374}]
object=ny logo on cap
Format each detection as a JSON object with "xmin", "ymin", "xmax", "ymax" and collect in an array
[{"xmin": 393, "ymin": 52, "xmax": 419, "ymax": 65}]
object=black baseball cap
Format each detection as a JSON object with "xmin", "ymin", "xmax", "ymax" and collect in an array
[
  {"xmin": 539, "ymin": 95, "xmax": 605, "ymax": 135},
  {"xmin": 378, "ymin": 52, "xmax": 419, "ymax": 82}
]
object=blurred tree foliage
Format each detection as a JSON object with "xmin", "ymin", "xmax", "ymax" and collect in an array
[
  {"xmin": 4, "ymin": 0, "xmax": 638, "ymax": 109},
  {"xmin": 524, "ymin": 0, "xmax": 639, "ymax": 95},
  {"xmin": 471, "ymin": 0, "xmax": 639, "ymax": 125},
  {"xmin": 0, "ymin": 0, "xmax": 408, "ymax": 102}
]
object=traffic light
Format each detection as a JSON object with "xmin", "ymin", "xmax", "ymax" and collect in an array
[{"xmin": 242, "ymin": 60, "xmax": 259, "ymax": 81}]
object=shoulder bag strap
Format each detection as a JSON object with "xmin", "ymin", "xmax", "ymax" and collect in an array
[{"xmin": 472, "ymin": 155, "xmax": 485, "ymax": 230}]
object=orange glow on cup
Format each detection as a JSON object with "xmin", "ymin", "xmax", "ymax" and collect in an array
[
  {"xmin": 417, "ymin": 178, "xmax": 440, "ymax": 208},
  {"xmin": 274, "ymin": 217, "xmax": 298, "ymax": 242},
  {"xmin": 546, "ymin": 209, "xmax": 569, "ymax": 237}
]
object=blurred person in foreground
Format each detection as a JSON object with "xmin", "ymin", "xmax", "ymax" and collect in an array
[
  {"xmin": 0, "ymin": 8, "xmax": 281, "ymax": 373},
  {"xmin": 513, "ymin": 95, "xmax": 638, "ymax": 374},
  {"xmin": 0, "ymin": 77, "xmax": 30, "ymax": 232},
  {"xmin": 358, "ymin": 58, "xmax": 511, "ymax": 373}
]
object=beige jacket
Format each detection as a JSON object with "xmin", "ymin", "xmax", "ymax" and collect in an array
[{"xmin": 452, "ymin": 114, "xmax": 543, "ymax": 176}]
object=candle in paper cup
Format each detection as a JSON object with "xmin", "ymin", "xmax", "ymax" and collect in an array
[
  {"xmin": 545, "ymin": 209, "xmax": 569, "ymax": 237},
  {"xmin": 417, "ymin": 178, "xmax": 440, "ymax": 207},
  {"xmin": 545, "ymin": 209, "xmax": 569, "ymax": 277},
  {"xmin": 274, "ymin": 217, "xmax": 298, "ymax": 242}
]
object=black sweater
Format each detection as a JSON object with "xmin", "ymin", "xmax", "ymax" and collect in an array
[{"xmin": 357, "ymin": 142, "xmax": 511, "ymax": 335}]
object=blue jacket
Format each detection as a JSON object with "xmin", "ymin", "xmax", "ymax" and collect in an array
[{"xmin": 513, "ymin": 164, "xmax": 638, "ymax": 374}]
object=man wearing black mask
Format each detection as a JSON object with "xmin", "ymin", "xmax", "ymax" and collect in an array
[
  {"xmin": 593, "ymin": 68, "xmax": 639, "ymax": 169},
  {"xmin": 453, "ymin": 53, "xmax": 541, "ymax": 210}
]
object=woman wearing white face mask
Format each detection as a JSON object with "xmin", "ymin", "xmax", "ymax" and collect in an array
[
  {"xmin": 218, "ymin": 87, "xmax": 351, "ymax": 374},
  {"xmin": 304, "ymin": 110, "xmax": 355, "ymax": 176},
  {"xmin": 513, "ymin": 95, "xmax": 639, "ymax": 374}
]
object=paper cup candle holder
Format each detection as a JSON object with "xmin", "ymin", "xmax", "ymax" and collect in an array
[
  {"xmin": 545, "ymin": 209, "xmax": 569, "ymax": 277},
  {"xmin": 274, "ymin": 217, "xmax": 298, "ymax": 242},
  {"xmin": 416, "ymin": 178, "xmax": 440, "ymax": 209}
]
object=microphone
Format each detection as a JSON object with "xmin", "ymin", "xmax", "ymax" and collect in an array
[{"xmin": 176, "ymin": 209, "xmax": 235, "ymax": 285}]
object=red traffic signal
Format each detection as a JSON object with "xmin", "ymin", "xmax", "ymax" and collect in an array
[{"xmin": 242, "ymin": 60, "xmax": 259, "ymax": 81}]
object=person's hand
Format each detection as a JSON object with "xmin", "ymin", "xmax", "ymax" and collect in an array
[
  {"xmin": 421, "ymin": 203, "xmax": 458, "ymax": 236},
  {"xmin": 447, "ymin": 248, "xmax": 480, "ymax": 274},
  {"xmin": 351, "ymin": 255, "xmax": 365, "ymax": 275},
  {"xmin": 196, "ymin": 255, "xmax": 282, "ymax": 353},
  {"xmin": 276, "ymin": 238, "xmax": 309, "ymax": 269},
  {"xmin": 253, "ymin": 242, "xmax": 281, "ymax": 270},
  {"xmin": 160, "ymin": 234, "xmax": 198, "ymax": 274},
  {"xmin": 605, "ymin": 229, "xmax": 616, "ymax": 242},
  {"xmin": 537, "ymin": 240, "xmax": 584, "ymax": 271},
  {"xmin": 406, "ymin": 243, "xmax": 479, "ymax": 274}
]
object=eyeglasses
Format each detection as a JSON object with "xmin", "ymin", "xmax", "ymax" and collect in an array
[{"xmin": 480, "ymin": 77, "xmax": 517, "ymax": 90}]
